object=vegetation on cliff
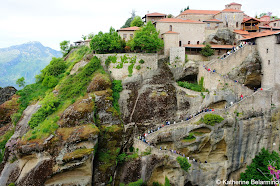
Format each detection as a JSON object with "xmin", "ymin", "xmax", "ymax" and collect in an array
[
  {"xmin": 177, "ymin": 77, "xmax": 206, "ymax": 92},
  {"xmin": 240, "ymin": 148, "xmax": 280, "ymax": 183},
  {"xmin": 128, "ymin": 21, "xmax": 164, "ymax": 53},
  {"xmin": 176, "ymin": 156, "xmax": 191, "ymax": 172},
  {"xmin": 202, "ymin": 114, "xmax": 224, "ymax": 126},
  {"xmin": 90, "ymin": 27, "xmax": 125, "ymax": 54}
]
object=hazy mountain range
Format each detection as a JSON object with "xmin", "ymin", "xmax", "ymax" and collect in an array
[{"xmin": 0, "ymin": 41, "xmax": 62, "ymax": 89}]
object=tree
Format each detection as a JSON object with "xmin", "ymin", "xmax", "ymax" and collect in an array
[
  {"xmin": 128, "ymin": 21, "xmax": 164, "ymax": 53},
  {"xmin": 130, "ymin": 16, "xmax": 144, "ymax": 27},
  {"xmin": 87, "ymin": 33, "xmax": 94, "ymax": 39},
  {"xmin": 167, "ymin": 14, "xmax": 173, "ymax": 18},
  {"xmin": 240, "ymin": 148, "xmax": 280, "ymax": 183},
  {"xmin": 200, "ymin": 44, "xmax": 214, "ymax": 57},
  {"xmin": 60, "ymin": 40, "xmax": 70, "ymax": 56},
  {"xmin": 122, "ymin": 10, "xmax": 136, "ymax": 28},
  {"xmin": 16, "ymin": 77, "xmax": 25, "ymax": 87},
  {"xmin": 82, "ymin": 35, "xmax": 87, "ymax": 41},
  {"xmin": 176, "ymin": 156, "xmax": 191, "ymax": 172},
  {"xmin": 90, "ymin": 27, "xmax": 124, "ymax": 54}
]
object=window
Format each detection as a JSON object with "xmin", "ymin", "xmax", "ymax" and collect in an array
[
  {"xmin": 267, "ymin": 48, "xmax": 269, "ymax": 53},
  {"xmin": 123, "ymin": 34, "xmax": 127, "ymax": 39},
  {"xmin": 236, "ymin": 22, "xmax": 239, "ymax": 28},
  {"xmin": 188, "ymin": 41, "xmax": 190, "ymax": 44},
  {"xmin": 197, "ymin": 41, "xmax": 200, "ymax": 44},
  {"xmin": 179, "ymin": 41, "xmax": 182, "ymax": 47},
  {"xmin": 268, "ymin": 60, "xmax": 270, "ymax": 65},
  {"xmin": 207, "ymin": 23, "xmax": 210, "ymax": 27},
  {"xmin": 226, "ymin": 22, "xmax": 228, "ymax": 27},
  {"xmin": 169, "ymin": 25, "xmax": 172, "ymax": 31},
  {"xmin": 274, "ymin": 23, "xmax": 277, "ymax": 27},
  {"xmin": 216, "ymin": 23, "xmax": 219, "ymax": 27},
  {"xmin": 130, "ymin": 34, "xmax": 133, "ymax": 39}
]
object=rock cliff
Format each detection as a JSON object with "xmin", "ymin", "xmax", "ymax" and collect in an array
[{"xmin": 0, "ymin": 46, "xmax": 279, "ymax": 186}]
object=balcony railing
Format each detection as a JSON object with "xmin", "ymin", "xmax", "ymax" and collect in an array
[{"xmin": 244, "ymin": 26, "xmax": 258, "ymax": 30}]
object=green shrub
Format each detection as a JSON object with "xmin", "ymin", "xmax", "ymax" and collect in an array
[
  {"xmin": 112, "ymin": 80, "xmax": 123, "ymax": 112},
  {"xmin": 136, "ymin": 65, "xmax": 141, "ymax": 70},
  {"xmin": 177, "ymin": 77, "xmax": 205, "ymax": 92},
  {"xmin": 42, "ymin": 76, "xmax": 59, "ymax": 88},
  {"xmin": 17, "ymin": 82, "xmax": 50, "ymax": 113},
  {"xmin": 240, "ymin": 148, "xmax": 280, "ymax": 183},
  {"xmin": 0, "ymin": 130, "xmax": 14, "ymax": 163},
  {"xmin": 67, "ymin": 45, "xmax": 91, "ymax": 63},
  {"xmin": 202, "ymin": 114, "xmax": 224, "ymax": 126},
  {"xmin": 176, "ymin": 156, "xmax": 191, "ymax": 172},
  {"xmin": 11, "ymin": 113, "xmax": 21, "ymax": 126},
  {"xmin": 185, "ymin": 133, "xmax": 195, "ymax": 140},
  {"xmin": 153, "ymin": 182, "xmax": 163, "ymax": 186},
  {"xmin": 41, "ymin": 57, "xmax": 67, "ymax": 77},
  {"xmin": 59, "ymin": 57, "xmax": 102, "ymax": 99},
  {"xmin": 128, "ymin": 179, "xmax": 144, "ymax": 186},
  {"xmin": 28, "ymin": 93, "xmax": 60, "ymax": 128},
  {"xmin": 105, "ymin": 55, "xmax": 117, "ymax": 67},
  {"xmin": 200, "ymin": 44, "xmax": 214, "ymax": 57},
  {"xmin": 164, "ymin": 177, "xmax": 171, "ymax": 186},
  {"xmin": 185, "ymin": 54, "xmax": 189, "ymax": 63},
  {"xmin": 139, "ymin": 59, "xmax": 145, "ymax": 64},
  {"xmin": 90, "ymin": 27, "xmax": 124, "ymax": 54},
  {"xmin": 8, "ymin": 183, "xmax": 15, "ymax": 186},
  {"xmin": 128, "ymin": 63, "xmax": 135, "ymax": 76}
]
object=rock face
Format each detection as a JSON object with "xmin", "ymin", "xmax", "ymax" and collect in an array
[
  {"xmin": 0, "ymin": 46, "xmax": 279, "ymax": 186},
  {"xmin": 207, "ymin": 29, "xmax": 236, "ymax": 45},
  {"xmin": 228, "ymin": 50, "xmax": 262, "ymax": 89},
  {"xmin": 0, "ymin": 86, "xmax": 17, "ymax": 105}
]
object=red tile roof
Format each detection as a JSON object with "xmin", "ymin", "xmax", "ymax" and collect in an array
[
  {"xmin": 234, "ymin": 30, "xmax": 249, "ymax": 35},
  {"xmin": 180, "ymin": 9, "xmax": 221, "ymax": 15},
  {"xmin": 221, "ymin": 9, "xmax": 243, "ymax": 13},
  {"xmin": 146, "ymin": 12, "xmax": 166, "ymax": 17},
  {"xmin": 117, "ymin": 26, "xmax": 140, "ymax": 31},
  {"xmin": 261, "ymin": 15, "xmax": 271, "ymax": 18},
  {"xmin": 164, "ymin": 31, "xmax": 179, "ymax": 34},
  {"xmin": 184, "ymin": 44, "xmax": 235, "ymax": 49},
  {"xmin": 242, "ymin": 17, "xmax": 261, "ymax": 23},
  {"xmin": 203, "ymin": 19, "xmax": 223, "ymax": 22},
  {"xmin": 228, "ymin": 2, "xmax": 241, "ymax": 5},
  {"xmin": 240, "ymin": 31, "xmax": 280, "ymax": 40},
  {"xmin": 157, "ymin": 18, "xmax": 204, "ymax": 24},
  {"xmin": 270, "ymin": 19, "xmax": 280, "ymax": 23}
]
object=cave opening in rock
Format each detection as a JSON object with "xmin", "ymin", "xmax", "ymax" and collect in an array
[
  {"xmin": 208, "ymin": 100, "xmax": 227, "ymax": 109},
  {"xmin": 178, "ymin": 74, "xmax": 198, "ymax": 84}
]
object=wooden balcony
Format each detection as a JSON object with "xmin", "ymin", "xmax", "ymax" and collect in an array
[{"xmin": 244, "ymin": 26, "xmax": 259, "ymax": 31}]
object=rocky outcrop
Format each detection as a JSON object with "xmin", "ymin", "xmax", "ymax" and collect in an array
[
  {"xmin": 207, "ymin": 29, "xmax": 236, "ymax": 45},
  {"xmin": 0, "ymin": 86, "xmax": 17, "ymax": 105},
  {"xmin": 0, "ymin": 48, "xmax": 278, "ymax": 186},
  {"xmin": 228, "ymin": 50, "xmax": 262, "ymax": 89}
]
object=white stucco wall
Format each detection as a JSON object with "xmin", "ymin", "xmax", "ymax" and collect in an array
[{"xmin": 156, "ymin": 22, "xmax": 206, "ymax": 46}]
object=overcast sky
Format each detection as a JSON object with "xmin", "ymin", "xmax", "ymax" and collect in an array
[{"xmin": 0, "ymin": 0, "xmax": 279, "ymax": 50}]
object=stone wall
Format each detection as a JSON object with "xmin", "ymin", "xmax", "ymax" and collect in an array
[
  {"xmin": 163, "ymin": 34, "xmax": 179, "ymax": 55},
  {"xmin": 170, "ymin": 47, "xmax": 185, "ymax": 64},
  {"xmin": 177, "ymin": 14, "xmax": 214, "ymax": 22},
  {"xmin": 208, "ymin": 45, "xmax": 256, "ymax": 74},
  {"xmin": 94, "ymin": 53, "xmax": 159, "ymax": 80},
  {"xmin": 156, "ymin": 22, "xmax": 206, "ymax": 46},
  {"xmin": 214, "ymin": 12, "xmax": 243, "ymax": 30},
  {"xmin": 198, "ymin": 65, "xmax": 254, "ymax": 96}
]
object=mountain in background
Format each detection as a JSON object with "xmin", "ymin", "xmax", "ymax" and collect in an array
[{"xmin": 0, "ymin": 41, "xmax": 62, "ymax": 89}]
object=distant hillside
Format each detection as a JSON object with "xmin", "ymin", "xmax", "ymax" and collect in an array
[{"xmin": 0, "ymin": 41, "xmax": 62, "ymax": 89}]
